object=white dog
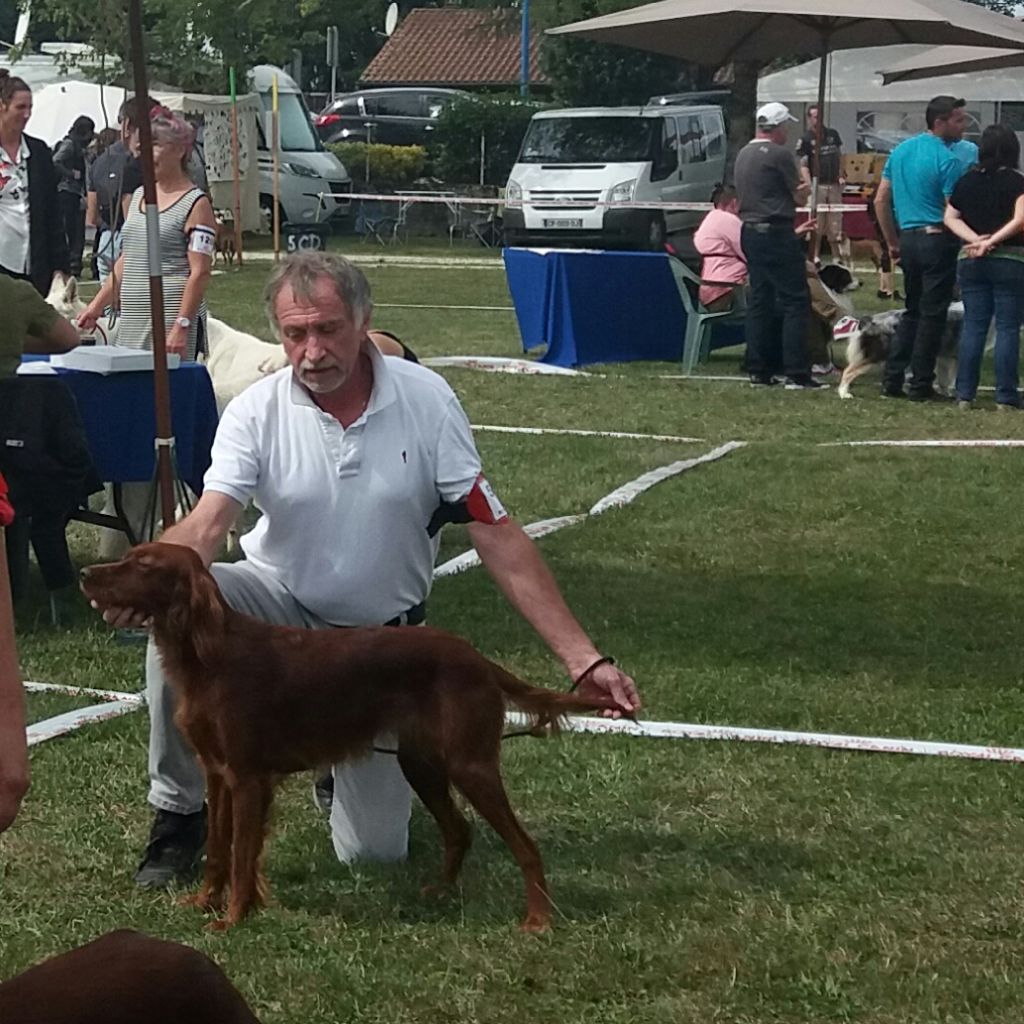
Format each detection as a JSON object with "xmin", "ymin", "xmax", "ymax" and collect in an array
[
  {"xmin": 45, "ymin": 275, "xmax": 120, "ymax": 346},
  {"xmin": 204, "ymin": 315, "xmax": 288, "ymax": 414}
]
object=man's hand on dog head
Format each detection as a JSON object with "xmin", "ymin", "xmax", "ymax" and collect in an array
[{"xmin": 90, "ymin": 602, "xmax": 152, "ymax": 630}]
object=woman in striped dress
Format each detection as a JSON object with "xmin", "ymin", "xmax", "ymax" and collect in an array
[{"xmin": 79, "ymin": 107, "xmax": 215, "ymax": 359}]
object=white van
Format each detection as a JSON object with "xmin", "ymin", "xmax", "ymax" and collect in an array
[
  {"xmin": 250, "ymin": 65, "xmax": 352, "ymax": 227},
  {"xmin": 504, "ymin": 104, "xmax": 726, "ymax": 250}
]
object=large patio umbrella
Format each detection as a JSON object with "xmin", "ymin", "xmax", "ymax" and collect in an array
[
  {"xmin": 549, "ymin": 0, "xmax": 1024, "ymax": 202},
  {"xmin": 880, "ymin": 44, "xmax": 1024, "ymax": 85}
]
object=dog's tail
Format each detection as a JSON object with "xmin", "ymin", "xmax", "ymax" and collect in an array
[{"xmin": 491, "ymin": 664, "xmax": 630, "ymax": 735}]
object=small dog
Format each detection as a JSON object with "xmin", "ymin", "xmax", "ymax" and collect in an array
[
  {"xmin": 818, "ymin": 262, "xmax": 859, "ymax": 297},
  {"xmin": 80, "ymin": 543, "xmax": 628, "ymax": 933},
  {"xmin": 213, "ymin": 211, "xmax": 237, "ymax": 267},
  {"xmin": 837, "ymin": 303, "xmax": 965, "ymax": 399}
]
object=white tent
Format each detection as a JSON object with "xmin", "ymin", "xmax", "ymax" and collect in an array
[
  {"xmin": 27, "ymin": 80, "xmax": 262, "ymax": 231},
  {"xmin": 758, "ymin": 45, "xmax": 1022, "ymax": 153}
]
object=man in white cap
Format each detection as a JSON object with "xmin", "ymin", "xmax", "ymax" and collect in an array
[{"xmin": 733, "ymin": 102, "xmax": 821, "ymax": 389}]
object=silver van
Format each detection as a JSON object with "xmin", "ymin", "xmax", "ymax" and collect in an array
[
  {"xmin": 504, "ymin": 104, "xmax": 726, "ymax": 250},
  {"xmin": 250, "ymin": 65, "xmax": 352, "ymax": 226}
]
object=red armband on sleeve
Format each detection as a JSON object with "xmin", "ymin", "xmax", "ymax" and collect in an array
[
  {"xmin": 465, "ymin": 473, "xmax": 508, "ymax": 525},
  {"xmin": 0, "ymin": 471, "xmax": 14, "ymax": 528}
]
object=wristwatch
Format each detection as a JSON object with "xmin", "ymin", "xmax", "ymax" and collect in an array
[{"xmin": 175, "ymin": 316, "xmax": 191, "ymax": 329}]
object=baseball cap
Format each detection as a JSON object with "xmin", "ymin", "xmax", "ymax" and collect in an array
[{"xmin": 756, "ymin": 102, "xmax": 798, "ymax": 129}]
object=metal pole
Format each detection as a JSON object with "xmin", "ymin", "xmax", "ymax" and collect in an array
[
  {"xmin": 229, "ymin": 67, "xmax": 244, "ymax": 266},
  {"xmin": 520, "ymin": 0, "xmax": 530, "ymax": 99},
  {"xmin": 128, "ymin": 0, "xmax": 176, "ymax": 530},
  {"xmin": 272, "ymin": 73, "xmax": 281, "ymax": 261}
]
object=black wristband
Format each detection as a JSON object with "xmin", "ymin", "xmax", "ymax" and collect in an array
[{"xmin": 569, "ymin": 655, "xmax": 615, "ymax": 693}]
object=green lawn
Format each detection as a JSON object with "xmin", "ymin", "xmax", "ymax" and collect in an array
[{"xmin": 4, "ymin": 257, "xmax": 1024, "ymax": 1022}]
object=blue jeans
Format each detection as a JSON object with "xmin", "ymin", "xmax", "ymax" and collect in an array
[{"xmin": 955, "ymin": 255, "xmax": 1024, "ymax": 406}]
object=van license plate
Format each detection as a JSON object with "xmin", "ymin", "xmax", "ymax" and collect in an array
[{"xmin": 543, "ymin": 218, "xmax": 582, "ymax": 228}]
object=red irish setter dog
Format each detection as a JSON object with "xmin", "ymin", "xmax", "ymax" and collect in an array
[{"xmin": 81, "ymin": 542, "xmax": 624, "ymax": 932}]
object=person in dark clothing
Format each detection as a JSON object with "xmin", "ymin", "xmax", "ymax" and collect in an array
[
  {"xmin": 944, "ymin": 123, "xmax": 1024, "ymax": 409},
  {"xmin": 0, "ymin": 71, "xmax": 71, "ymax": 296},
  {"xmin": 796, "ymin": 104, "xmax": 845, "ymax": 265},
  {"xmin": 53, "ymin": 114, "xmax": 95, "ymax": 277},
  {"xmin": 734, "ymin": 102, "xmax": 822, "ymax": 390},
  {"xmin": 86, "ymin": 94, "xmax": 151, "ymax": 284},
  {"xmin": 874, "ymin": 95, "xmax": 975, "ymax": 401}
]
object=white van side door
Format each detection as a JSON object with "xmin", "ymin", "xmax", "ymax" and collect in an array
[
  {"xmin": 649, "ymin": 116, "xmax": 684, "ymax": 233},
  {"xmin": 676, "ymin": 112, "xmax": 723, "ymax": 227}
]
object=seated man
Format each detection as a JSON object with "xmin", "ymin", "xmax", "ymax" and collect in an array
[{"xmin": 93, "ymin": 252, "xmax": 640, "ymax": 888}]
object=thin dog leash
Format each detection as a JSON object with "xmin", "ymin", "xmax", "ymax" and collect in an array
[{"xmin": 369, "ymin": 656, "xmax": 618, "ymax": 755}]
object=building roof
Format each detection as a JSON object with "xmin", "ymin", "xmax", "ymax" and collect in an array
[{"xmin": 361, "ymin": 7, "xmax": 547, "ymax": 88}]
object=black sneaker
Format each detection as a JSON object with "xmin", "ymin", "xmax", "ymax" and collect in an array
[
  {"xmin": 749, "ymin": 374, "xmax": 778, "ymax": 387},
  {"xmin": 134, "ymin": 807, "xmax": 208, "ymax": 889},
  {"xmin": 908, "ymin": 389, "xmax": 952, "ymax": 403},
  {"xmin": 312, "ymin": 771, "xmax": 334, "ymax": 816},
  {"xmin": 784, "ymin": 375, "xmax": 827, "ymax": 390},
  {"xmin": 880, "ymin": 386, "xmax": 906, "ymax": 399}
]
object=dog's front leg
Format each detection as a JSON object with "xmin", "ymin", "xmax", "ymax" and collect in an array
[
  {"xmin": 182, "ymin": 770, "xmax": 230, "ymax": 913},
  {"xmin": 211, "ymin": 776, "xmax": 274, "ymax": 931}
]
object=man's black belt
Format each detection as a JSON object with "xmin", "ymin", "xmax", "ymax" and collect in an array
[
  {"xmin": 901, "ymin": 224, "xmax": 946, "ymax": 234},
  {"xmin": 743, "ymin": 219, "xmax": 793, "ymax": 231},
  {"xmin": 383, "ymin": 601, "xmax": 427, "ymax": 627}
]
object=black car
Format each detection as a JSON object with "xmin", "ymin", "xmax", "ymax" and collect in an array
[{"xmin": 315, "ymin": 87, "xmax": 468, "ymax": 146}]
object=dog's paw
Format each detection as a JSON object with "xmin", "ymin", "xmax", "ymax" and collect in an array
[
  {"xmin": 838, "ymin": 386, "xmax": 853, "ymax": 400},
  {"xmin": 519, "ymin": 914, "xmax": 552, "ymax": 934},
  {"xmin": 178, "ymin": 890, "xmax": 223, "ymax": 913}
]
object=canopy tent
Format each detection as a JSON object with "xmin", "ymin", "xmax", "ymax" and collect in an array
[
  {"xmin": 758, "ymin": 45, "xmax": 1024, "ymax": 154},
  {"xmin": 26, "ymin": 80, "xmax": 262, "ymax": 231},
  {"xmin": 879, "ymin": 44, "xmax": 1024, "ymax": 84}
]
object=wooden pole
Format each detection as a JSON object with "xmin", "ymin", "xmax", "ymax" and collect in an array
[
  {"xmin": 229, "ymin": 67, "xmax": 244, "ymax": 267},
  {"xmin": 272, "ymin": 73, "xmax": 280, "ymax": 261},
  {"xmin": 128, "ymin": 0, "xmax": 176, "ymax": 531}
]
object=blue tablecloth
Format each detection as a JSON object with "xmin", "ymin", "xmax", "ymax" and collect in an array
[
  {"xmin": 504, "ymin": 247, "xmax": 744, "ymax": 368},
  {"xmin": 19, "ymin": 358, "xmax": 218, "ymax": 491}
]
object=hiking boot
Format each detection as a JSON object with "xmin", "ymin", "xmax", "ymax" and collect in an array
[
  {"xmin": 996, "ymin": 402, "xmax": 1020, "ymax": 413},
  {"xmin": 957, "ymin": 399, "xmax": 974, "ymax": 411},
  {"xmin": 134, "ymin": 807, "xmax": 208, "ymax": 889},
  {"xmin": 880, "ymin": 386, "xmax": 906, "ymax": 399},
  {"xmin": 784, "ymin": 375, "xmax": 827, "ymax": 390},
  {"xmin": 312, "ymin": 771, "xmax": 334, "ymax": 816}
]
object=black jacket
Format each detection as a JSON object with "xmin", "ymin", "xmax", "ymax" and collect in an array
[
  {"xmin": 25, "ymin": 133, "xmax": 71, "ymax": 295},
  {"xmin": 53, "ymin": 135, "xmax": 88, "ymax": 197}
]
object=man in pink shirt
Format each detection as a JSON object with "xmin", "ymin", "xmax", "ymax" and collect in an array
[{"xmin": 693, "ymin": 184, "xmax": 747, "ymax": 311}]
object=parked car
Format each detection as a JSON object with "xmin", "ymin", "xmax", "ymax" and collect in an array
[
  {"xmin": 504, "ymin": 104, "xmax": 727, "ymax": 251},
  {"xmin": 315, "ymin": 87, "xmax": 469, "ymax": 146}
]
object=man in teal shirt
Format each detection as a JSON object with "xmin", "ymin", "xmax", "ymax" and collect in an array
[{"xmin": 874, "ymin": 96, "xmax": 974, "ymax": 400}]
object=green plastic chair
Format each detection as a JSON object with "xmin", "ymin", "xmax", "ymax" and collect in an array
[{"xmin": 671, "ymin": 260, "xmax": 747, "ymax": 375}]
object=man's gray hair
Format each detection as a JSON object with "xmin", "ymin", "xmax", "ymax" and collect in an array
[{"xmin": 263, "ymin": 252, "xmax": 373, "ymax": 332}]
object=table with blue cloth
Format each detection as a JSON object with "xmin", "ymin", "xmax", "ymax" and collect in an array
[
  {"xmin": 504, "ymin": 247, "xmax": 744, "ymax": 368},
  {"xmin": 19, "ymin": 357, "xmax": 218, "ymax": 535}
]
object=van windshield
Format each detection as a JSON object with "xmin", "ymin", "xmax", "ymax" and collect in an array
[
  {"xmin": 519, "ymin": 117, "xmax": 657, "ymax": 164},
  {"xmin": 260, "ymin": 92, "xmax": 323, "ymax": 152}
]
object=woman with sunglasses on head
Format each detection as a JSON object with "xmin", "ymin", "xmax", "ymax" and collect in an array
[
  {"xmin": 79, "ymin": 106, "xmax": 215, "ymax": 361},
  {"xmin": 0, "ymin": 71, "xmax": 71, "ymax": 295}
]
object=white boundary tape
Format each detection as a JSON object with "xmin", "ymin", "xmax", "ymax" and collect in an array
[
  {"xmin": 822, "ymin": 439, "xmax": 1024, "ymax": 448},
  {"xmin": 24, "ymin": 681, "xmax": 146, "ymax": 704},
  {"xmin": 473, "ymin": 424, "xmax": 703, "ymax": 443},
  {"xmin": 26, "ymin": 699, "xmax": 144, "ymax": 747},
  {"xmin": 422, "ymin": 356, "xmax": 594, "ymax": 376},
  {"xmin": 506, "ymin": 712, "xmax": 1024, "ymax": 764},
  {"xmin": 376, "ymin": 302, "xmax": 513, "ymax": 311},
  {"xmin": 434, "ymin": 441, "xmax": 744, "ymax": 578}
]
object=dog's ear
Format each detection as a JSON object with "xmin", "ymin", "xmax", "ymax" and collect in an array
[
  {"xmin": 189, "ymin": 566, "xmax": 225, "ymax": 665},
  {"xmin": 64, "ymin": 276, "xmax": 78, "ymax": 303}
]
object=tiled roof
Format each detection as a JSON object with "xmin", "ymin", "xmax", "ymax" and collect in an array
[{"xmin": 360, "ymin": 7, "xmax": 547, "ymax": 87}]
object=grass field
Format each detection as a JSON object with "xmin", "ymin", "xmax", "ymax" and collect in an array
[{"xmin": 4, "ymin": 253, "xmax": 1024, "ymax": 1022}]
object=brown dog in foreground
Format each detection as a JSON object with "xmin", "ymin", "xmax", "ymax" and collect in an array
[
  {"xmin": 0, "ymin": 930, "xmax": 260, "ymax": 1023},
  {"xmin": 81, "ymin": 542, "xmax": 625, "ymax": 932}
]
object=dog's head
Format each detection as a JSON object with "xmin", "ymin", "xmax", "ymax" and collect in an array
[
  {"xmin": 818, "ymin": 263, "xmax": 860, "ymax": 294},
  {"xmin": 81, "ymin": 542, "xmax": 225, "ymax": 658},
  {"xmin": 45, "ymin": 275, "xmax": 84, "ymax": 319}
]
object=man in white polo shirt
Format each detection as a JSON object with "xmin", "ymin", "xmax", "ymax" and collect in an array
[{"xmin": 97, "ymin": 252, "xmax": 640, "ymax": 889}]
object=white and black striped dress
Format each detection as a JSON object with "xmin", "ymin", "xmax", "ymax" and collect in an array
[{"xmin": 117, "ymin": 186, "xmax": 208, "ymax": 359}]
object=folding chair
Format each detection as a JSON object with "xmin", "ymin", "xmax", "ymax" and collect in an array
[
  {"xmin": 358, "ymin": 200, "xmax": 399, "ymax": 246},
  {"xmin": 670, "ymin": 260, "xmax": 747, "ymax": 375}
]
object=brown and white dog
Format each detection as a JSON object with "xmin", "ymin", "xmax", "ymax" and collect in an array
[{"xmin": 837, "ymin": 303, "xmax": 965, "ymax": 399}]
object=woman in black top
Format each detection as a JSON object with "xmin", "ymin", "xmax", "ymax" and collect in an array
[{"xmin": 944, "ymin": 123, "xmax": 1024, "ymax": 409}]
